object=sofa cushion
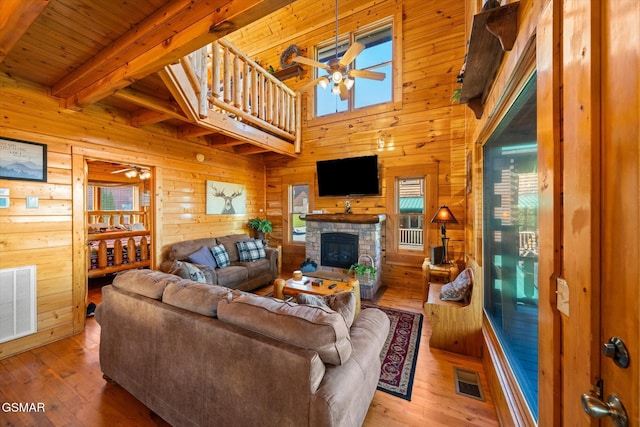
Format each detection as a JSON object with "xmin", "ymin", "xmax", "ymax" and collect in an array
[
  {"xmin": 211, "ymin": 244, "xmax": 231, "ymax": 268},
  {"xmin": 236, "ymin": 239, "xmax": 266, "ymax": 262},
  {"xmin": 296, "ymin": 291, "xmax": 357, "ymax": 328},
  {"xmin": 216, "ymin": 265, "xmax": 248, "ymax": 287},
  {"xmin": 162, "ymin": 280, "xmax": 231, "ymax": 317},
  {"xmin": 235, "ymin": 258, "xmax": 271, "ymax": 279},
  {"xmin": 218, "ymin": 292, "xmax": 352, "ymax": 365},
  {"xmin": 112, "ymin": 269, "xmax": 181, "ymax": 300},
  {"xmin": 187, "ymin": 245, "xmax": 218, "ymax": 269},
  {"xmin": 215, "ymin": 234, "xmax": 250, "ymax": 263}
]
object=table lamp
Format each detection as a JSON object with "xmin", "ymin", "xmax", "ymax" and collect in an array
[{"xmin": 430, "ymin": 205, "xmax": 458, "ymax": 264}]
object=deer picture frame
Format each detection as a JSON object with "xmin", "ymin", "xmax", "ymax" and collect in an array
[{"xmin": 206, "ymin": 180, "xmax": 246, "ymax": 215}]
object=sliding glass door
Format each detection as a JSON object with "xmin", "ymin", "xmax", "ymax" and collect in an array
[{"xmin": 483, "ymin": 74, "xmax": 539, "ymax": 419}]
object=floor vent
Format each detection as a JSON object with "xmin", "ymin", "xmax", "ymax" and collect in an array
[
  {"xmin": 454, "ymin": 367, "xmax": 485, "ymax": 401},
  {"xmin": 0, "ymin": 265, "xmax": 37, "ymax": 343}
]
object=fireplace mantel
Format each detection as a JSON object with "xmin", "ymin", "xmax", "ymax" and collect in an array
[{"xmin": 303, "ymin": 214, "xmax": 386, "ymax": 224}]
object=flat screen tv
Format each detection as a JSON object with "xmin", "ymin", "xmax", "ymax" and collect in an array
[{"xmin": 316, "ymin": 155, "xmax": 380, "ymax": 197}]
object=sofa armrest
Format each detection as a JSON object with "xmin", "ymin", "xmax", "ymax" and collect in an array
[
  {"xmin": 265, "ymin": 247, "xmax": 279, "ymax": 276},
  {"xmin": 310, "ymin": 307, "xmax": 390, "ymax": 426}
]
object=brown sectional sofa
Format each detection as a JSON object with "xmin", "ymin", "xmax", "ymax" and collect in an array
[
  {"xmin": 96, "ymin": 269, "xmax": 390, "ymax": 427},
  {"xmin": 159, "ymin": 233, "xmax": 278, "ymax": 292}
]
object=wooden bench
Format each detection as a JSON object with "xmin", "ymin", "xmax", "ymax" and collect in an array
[{"xmin": 423, "ymin": 264, "xmax": 483, "ymax": 357}]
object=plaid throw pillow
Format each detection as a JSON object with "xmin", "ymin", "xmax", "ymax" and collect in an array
[
  {"xmin": 210, "ymin": 244, "xmax": 230, "ymax": 268},
  {"xmin": 236, "ymin": 239, "xmax": 266, "ymax": 262}
]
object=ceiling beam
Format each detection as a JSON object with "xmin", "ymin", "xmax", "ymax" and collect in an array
[
  {"xmin": 130, "ymin": 110, "xmax": 174, "ymax": 127},
  {"xmin": 54, "ymin": 0, "xmax": 295, "ymax": 109},
  {"xmin": 0, "ymin": 0, "xmax": 49, "ymax": 63},
  {"xmin": 113, "ymin": 88, "xmax": 186, "ymax": 119}
]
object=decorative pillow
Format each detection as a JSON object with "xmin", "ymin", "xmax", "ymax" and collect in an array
[
  {"xmin": 236, "ymin": 239, "xmax": 266, "ymax": 262},
  {"xmin": 210, "ymin": 244, "xmax": 231, "ymax": 268},
  {"xmin": 180, "ymin": 261, "xmax": 207, "ymax": 283},
  {"xmin": 297, "ymin": 291, "xmax": 356, "ymax": 329},
  {"xmin": 439, "ymin": 268, "xmax": 472, "ymax": 301},
  {"xmin": 187, "ymin": 245, "xmax": 217, "ymax": 269}
]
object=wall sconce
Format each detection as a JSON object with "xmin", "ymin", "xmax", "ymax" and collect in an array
[{"xmin": 377, "ymin": 138, "xmax": 385, "ymax": 150}]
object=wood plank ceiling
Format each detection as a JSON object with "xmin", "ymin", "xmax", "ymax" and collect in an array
[{"xmin": 0, "ymin": 0, "xmax": 296, "ymax": 156}]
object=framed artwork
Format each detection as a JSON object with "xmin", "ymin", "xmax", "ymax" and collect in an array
[
  {"xmin": 0, "ymin": 137, "xmax": 47, "ymax": 182},
  {"xmin": 206, "ymin": 180, "xmax": 246, "ymax": 215}
]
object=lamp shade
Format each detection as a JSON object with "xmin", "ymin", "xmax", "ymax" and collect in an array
[{"xmin": 430, "ymin": 206, "xmax": 458, "ymax": 224}]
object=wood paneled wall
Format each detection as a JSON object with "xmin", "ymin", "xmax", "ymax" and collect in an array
[
  {"xmin": 227, "ymin": 0, "xmax": 468, "ymax": 280},
  {"xmin": 0, "ymin": 74, "xmax": 266, "ymax": 358}
]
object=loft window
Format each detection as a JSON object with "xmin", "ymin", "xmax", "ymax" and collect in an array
[{"xmin": 315, "ymin": 22, "xmax": 392, "ymax": 117}]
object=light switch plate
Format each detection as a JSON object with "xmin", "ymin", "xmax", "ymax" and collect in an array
[
  {"xmin": 26, "ymin": 196, "xmax": 39, "ymax": 208},
  {"xmin": 556, "ymin": 277, "xmax": 569, "ymax": 316}
]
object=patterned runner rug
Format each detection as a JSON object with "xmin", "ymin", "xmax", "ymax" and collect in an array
[{"xmin": 363, "ymin": 304, "xmax": 423, "ymax": 401}]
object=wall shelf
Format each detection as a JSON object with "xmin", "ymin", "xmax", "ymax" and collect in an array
[
  {"xmin": 460, "ymin": 2, "xmax": 520, "ymax": 119},
  {"xmin": 272, "ymin": 64, "xmax": 304, "ymax": 81}
]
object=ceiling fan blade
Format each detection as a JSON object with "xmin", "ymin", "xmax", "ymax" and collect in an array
[
  {"xmin": 299, "ymin": 76, "xmax": 329, "ymax": 92},
  {"xmin": 292, "ymin": 56, "xmax": 330, "ymax": 70},
  {"xmin": 338, "ymin": 42, "xmax": 364, "ymax": 68},
  {"xmin": 349, "ymin": 69, "xmax": 386, "ymax": 81},
  {"xmin": 339, "ymin": 82, "xmax": 349, "ymax": 100},
  {"xmin": 111, "ymin": 168, "xmax": 132, "ymax": 174}
]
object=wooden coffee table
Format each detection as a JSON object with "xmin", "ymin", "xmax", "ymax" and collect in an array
[{"xmin": 273, "ymin": 276, "xmax": 361, "ymax": 314}]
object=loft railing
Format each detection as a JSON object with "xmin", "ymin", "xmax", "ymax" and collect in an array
[{"xmin": 179, "ymin": 38, "xmax": 298, "ymax": 143}]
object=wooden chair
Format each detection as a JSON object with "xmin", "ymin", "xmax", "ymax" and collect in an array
[{"xmin": 423, "ymin": 266, "xmax": 483, "ymax": 357}]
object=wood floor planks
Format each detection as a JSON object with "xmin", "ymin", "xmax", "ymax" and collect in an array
[{"xmin": 0, "ymin": 280, "xmax": 499, "ymax": 426}]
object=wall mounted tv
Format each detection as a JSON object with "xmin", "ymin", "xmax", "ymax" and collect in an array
[{"xmin": 316, "ymin": 155, "xmax": 380, "ymax": 197}]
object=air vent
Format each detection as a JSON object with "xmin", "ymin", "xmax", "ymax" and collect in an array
[
  {"xmin": 454, "ymin": 367, "xmax": 485, "ymax": 401},
  {"xmin": 0, "ymin": 266, "xmax": 37, "ymax": 343}
]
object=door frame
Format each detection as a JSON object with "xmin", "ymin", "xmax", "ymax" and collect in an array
[{"xmin": 71, "ymin": 147, "xmax": 159, "ymax": 334}]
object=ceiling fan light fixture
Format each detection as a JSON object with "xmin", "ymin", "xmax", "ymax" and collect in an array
[
  {"xmin": 139, "ymin": 170, "xmax": 151, "ymax": 180},
  {"xmin": 331, "ymin": 70, "xmax": 343, "ymax": 84},
  {"xmin": 344, "ymin": 76, "xmax": 354, "ymax": 90},
  {"xmin": 125, "ymin": 170, "xmax": 137, "ymax": 178},
  {"xmin": 319, "ymin": 77, "xmax": 329, "ymax": 89},
  {"xmin": 331, "ymin": 83, "xmax": 341, "ymax": 94}
]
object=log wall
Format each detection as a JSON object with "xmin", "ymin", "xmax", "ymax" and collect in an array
[
  {"xmin": 0, "ymin": 74, "xmax": 267, "ymax": 358},
  {"xmin": 226, "ymin": 0, "xmax": 468, "ymax": 283}
]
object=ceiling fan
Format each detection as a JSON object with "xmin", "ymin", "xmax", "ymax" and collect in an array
[
  {"xmin": 293, "ymin": 0, "xmax": 386, "ymax": 100},
  {"xmin": 111, "ymin": 165, "xmax": 151, "ymax": 180}
]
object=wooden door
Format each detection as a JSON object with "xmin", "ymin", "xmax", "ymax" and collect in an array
[
  {"xmin": 560, "ymin": 0, "xmax": 639, "ymax": 425},
  {"xmin": 597, "ymin": 0, "xmax": 639, "ymax": 424}
]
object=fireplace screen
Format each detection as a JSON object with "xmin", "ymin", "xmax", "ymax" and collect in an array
[{"xmin": 320, "ymin": 233, "xmax": 359, "ymax": 269}]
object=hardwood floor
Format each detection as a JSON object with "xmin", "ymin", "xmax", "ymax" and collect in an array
[{"xmin": 0, "ymin": 278, "xmax": 499, "ymax": 426}]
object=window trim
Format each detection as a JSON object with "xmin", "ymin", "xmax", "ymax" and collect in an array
[
  {"xmin": 305, "ymin": 10, "xmax": 403, "ymax": 125},
  {"xmin": 385, "ymin": 164, "xmax": 439, "ymax": 267},
  {"xmin": 281, "ymin": 174, "xmax": 315, "ymax": 247}
]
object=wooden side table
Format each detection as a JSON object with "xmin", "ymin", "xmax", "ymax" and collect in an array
[{"xmin": 421, "ymin": 259, "xmax": 459, "ymax": 304}]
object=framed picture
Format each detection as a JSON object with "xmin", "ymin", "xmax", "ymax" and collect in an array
[
  {"xmin": 206, "ymin": 180, "xmax": 246, "ymax": 215},
  {"xmin": 0, "ymin": 137, "xmax": 47, "ymax": 182}
]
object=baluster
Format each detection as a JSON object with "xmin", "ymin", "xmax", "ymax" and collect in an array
[
  {"xmin": 140, "ymin": 236, "xmax": 149, "ymax": 261},
  {"xmin": 223, "ymin": 47, "xmax": 231, "ymax": 103},
  {"xmin": 243, "ymin": 62, "xmax": 250, "ymax": 113},
  {"xmin": 251, "ymin": 68, "xmax": 259, "ymax": 117},
  {"xmin": 212, "ymin": 41, "xmax": 221, "ymax": 99},
  {"xmin": 233, "ymin": 55, "xmax": 241, "ymax": 108},
  {"xmin": 128, "ymin": 237, "xmax": 137, "ymax": 263},
  {"xmin": 98, "ymin": 240, "xmax": 108, "ymax": 269},
  {"xmin": 114, "ymin": 239, "xmax": 123, "ymax": 266}
]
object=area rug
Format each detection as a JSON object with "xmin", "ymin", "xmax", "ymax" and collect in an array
[{"xmin": 363, "ymin": 304, "xmax": 423, "ymax": 401}]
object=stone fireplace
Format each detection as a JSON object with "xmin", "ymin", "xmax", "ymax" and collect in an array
[{"xmin": 304, "ymin": 213, "xmax": 386, "ymax": 299}]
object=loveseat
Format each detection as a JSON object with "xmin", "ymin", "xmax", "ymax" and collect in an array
[
  {"xmin": 159, "ymin": 233, "xmax": 278, "ymax": 292},
  {"xmin": 96, "ymin": 269, "xmax": 390, "ymax": 427}
]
